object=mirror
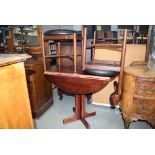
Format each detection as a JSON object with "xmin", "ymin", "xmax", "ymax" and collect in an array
[
  {"xmin": 0, "ymin": 25, "xmax": 42, "ymax": 54},
  {"xmin": 147, "ymin": 25, "xmax": 155, "ymax": 71},
  {"xmin": 12, "ymin": 25, "xmax": 39, "ymax": 53}
]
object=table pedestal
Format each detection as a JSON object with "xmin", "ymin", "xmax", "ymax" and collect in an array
[{"xmin": 63, "ymin": 95, "xmax": 96, "ymax": 129}]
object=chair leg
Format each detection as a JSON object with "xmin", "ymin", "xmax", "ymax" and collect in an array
[
  {"xmin": 57, "ymin": 88, "xmax": 63, "ymax": 100},
  {"xmin": 86, "ymin": 94, "xmax": 92, "ymax": 104},
  {"xmin": 109, "ymin": 81, "xmax": 119, "ymax": 108}
]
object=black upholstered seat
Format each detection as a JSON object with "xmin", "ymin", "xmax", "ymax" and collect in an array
[
  {"xmin": 44, "ymin": 29, "xmax": 80, "ymax": 36},
  {"xmin": 84, "ymin": 69, "xmax": 119, "ymax": 77}
]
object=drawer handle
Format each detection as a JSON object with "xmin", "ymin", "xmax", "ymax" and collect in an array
[{"xmin": 139, "ymin": 105, "xmax": 152, "ymax": 113}]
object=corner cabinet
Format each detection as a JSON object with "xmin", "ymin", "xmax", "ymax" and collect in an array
[{"xmin": 121, "ymin": 63, "xmax": 155, "ymax": 128}]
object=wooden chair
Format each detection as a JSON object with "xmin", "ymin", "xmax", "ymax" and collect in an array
[
  {"xmin": 43, "ymin": 29, "xmax": 82, "ymax": 72},
  {"xmin": 82, "ymin": 29, "xmax": 127, "ymax": 108}
]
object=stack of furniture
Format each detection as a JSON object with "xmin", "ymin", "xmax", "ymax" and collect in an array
[
  {"xmin": 121, "ymin": 27, "xmax": 155, "ymax": 129},
  {"xmin": 42, "ymin": 28, "xmax": 127, "ymax": 128}
]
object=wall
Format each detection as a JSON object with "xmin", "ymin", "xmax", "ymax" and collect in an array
[{"xmin": 92, "ymin": 44, "xmax": 146, "ymax": 105}]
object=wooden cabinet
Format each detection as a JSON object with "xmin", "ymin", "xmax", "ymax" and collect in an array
[
  {"xmin": 0, "ymin": 54, "xmax": 34, "ymax": 129},
  {"xmin": 121, "ymin": 63, "xmax": 155, "ymax": 128},
  {"xmin": 25, "ymin": 58, "xmax": 53, "ymax": 118}
]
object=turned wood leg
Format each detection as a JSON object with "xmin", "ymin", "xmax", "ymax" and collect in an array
[{"xmin": 57, "ymin": 88, "xmax": 63, "ymax": 100}]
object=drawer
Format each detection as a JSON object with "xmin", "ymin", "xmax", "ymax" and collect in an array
[
  {"xmin": 132, "ymin": 97, "xmax": 155, "ymax": 118},
  {"xmin": 135, "ymin": 79, "xmax": 155, "ymax": 99}
]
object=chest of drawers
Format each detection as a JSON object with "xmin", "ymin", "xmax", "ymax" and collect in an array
[{"xmin": 121, "ymin": 63, "xmax": 155, "ymax": 128}]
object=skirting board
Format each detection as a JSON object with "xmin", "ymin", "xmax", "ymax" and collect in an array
[{"xmin": 92, "ymin": 102, "xmax": 119, "ymax": 108}]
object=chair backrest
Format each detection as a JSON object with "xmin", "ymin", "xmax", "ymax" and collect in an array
[
  {"xmin": 105, "ymin": 31, "xmax": 114, "ymax": 39},
  {"xmin": 96, "ymin": 30, "xmax": 105, "ymax": 40},
  {"xmin": 94, "ymin": 30, "xmax": 115, "ymax": 41}
]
